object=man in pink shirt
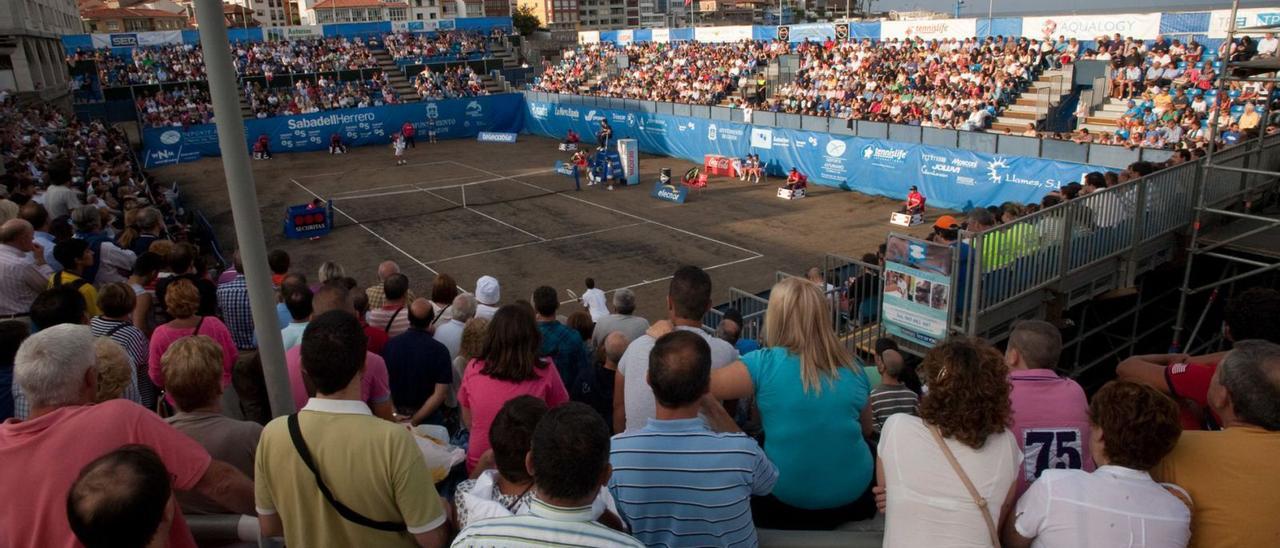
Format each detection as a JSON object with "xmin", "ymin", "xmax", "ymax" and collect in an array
[
  {"xmin": 0, "ymin": 324, "xmax": 255, "ymax": 548},
  {"xmin": 1005, "ymin": 320, "xmax": 1094, "ymax": 497},
  {"xmin": 287, "ymin": 283, "xmax": 396, "ymax": 421}
]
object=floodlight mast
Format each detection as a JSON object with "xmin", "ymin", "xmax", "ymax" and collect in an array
[{"xmin": 192, "ymin": 0, "xmax": 297, "ymax": 419}]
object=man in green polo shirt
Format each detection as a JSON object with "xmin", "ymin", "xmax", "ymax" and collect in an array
[{"xmin": 255, "ymin": 310, "xmax": 446, "ymax": 547}]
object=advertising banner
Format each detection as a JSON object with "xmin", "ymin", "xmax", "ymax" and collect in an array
[
  {"xmin": 554, "ymin": 160, "xmax": 576, "ymax": 177},
  {"xmin": 881, "ymin": 18, "xmax": 977, "ymax": 41},
  {"xmin": 523, "ymin": 98, "xmax": 1109, "ymax": 210},
  {"xmin": 703, "ymin": 154, "xmax": 736, "ymax": 177},
  {"xmin": 579, "ymin": 30, "xmax": 600, "ymax": 44},
  {"xmin": 1021, "ymin": 13, "xmax": 1161, "ymax": 40},
  {"xmin": 651, "ymin": 28, "xmax": 670, "ymax": 42},
  {"xmin": 477, "ymin": 131, "xmax": 518, "ymax": 143},
  {"xmin": 881, "ymin": 234, "xmax": 953, "ymax": 347},
  {"xmin": 616, "ymin": 29, "xmax": 634, "ymax": 45},
  {"xmin": 91, "ymin": 30, "xmax": 183, "ymax": 48},
  {"xmin": 617, "ymin": 139, "xmax": 640, "ymax": 185},
  {"xmin": 143, "ymin": 94, "xmax": 524, "ymax": 167},
  {"xmin": 785, "ymin": 23, "xmax": 836, "ymax": 43},
  {"xmin": 283, "ymin": 200, "xmax": 333, "ymax": 239},
  {"xmin": 267, "ymin": 25, "xmax": 325, "ymax": 41},
  {"xmin": 651, "ymin": 182, "xmax": 689, "ymax": 204},
  {"xmin": 1208, "ymin": 8, "xmax": 1280, "ymax": 38},
  {"xmin": 694, "ymin": 25, "xmax": 753, "ymax": 42}
]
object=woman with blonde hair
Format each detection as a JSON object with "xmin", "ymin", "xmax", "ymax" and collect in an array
[
  {"xmin": 146, "ymin": 278, "xmax": 238, "ymax": 407},
  {"xmin": 313, "ymin": 261, "xmax": 345, "ymax": 292},
  {"xmin": 92, "ymin": 338, "xmax": 139, "ymax": 403},
  {"xmin": 708, "ymin": 276, "xmax": 875, "ymax": 528}
]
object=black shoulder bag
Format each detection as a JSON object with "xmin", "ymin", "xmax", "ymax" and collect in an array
[{"xmin": 287, "ymin": 414, "xmax": 406, "ymax": 532}]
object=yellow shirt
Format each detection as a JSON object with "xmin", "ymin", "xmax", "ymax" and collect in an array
[
  {"xmin": 1152, "ymin": 426, "xmax": 1280, "ymax": 548},
  {"xmin": 255, "ymin": 399, "xmax": 446, "ymax": 547},
  {"xmin": 48, "ymin": 271, "xmax": 101, "ymax": 317}
]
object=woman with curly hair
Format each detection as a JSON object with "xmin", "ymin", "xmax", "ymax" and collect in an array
[
  {"xmin": 1003, "ymin": 380, "xmax": 1189, "ymax": 547},
  {"xmin": 878, "ymin": 337, "xmax": 1020, "ymax": 547}
]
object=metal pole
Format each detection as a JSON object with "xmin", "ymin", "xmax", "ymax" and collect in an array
[
  {"xmin": 987, "ymin": 0, "xmax": 992, "ymax": 21},
  {"xmin": 192, "ymin": 0, "xmax": 296, "ymax": 418}
]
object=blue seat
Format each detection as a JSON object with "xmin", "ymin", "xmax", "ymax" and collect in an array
[
  {"xmin": 1213, "ymin": 61, "xmax": 1224, "ymax": 70},
  {"xmin": 1187, "ymin": 88, "xmax": 1202, "ymax": 97},
  {"xmin": 1177, "ymin": 61, "xmax": 1188, "ymax": 69}
]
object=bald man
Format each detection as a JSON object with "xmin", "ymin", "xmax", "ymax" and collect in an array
[
  {"xmin": 0, "ymin": 219, "xmax": 54, "ymax": 318},
  {"xmin": 365, "ymin": 260, "xmax": 416, "ymax": 310},
  {"xmin": 382, "ymin": 298, "xmax": 452, "ymax": 426},
  {"xmin": 602, "ymin": 331, "xmax": 629, "ymax": 434}
]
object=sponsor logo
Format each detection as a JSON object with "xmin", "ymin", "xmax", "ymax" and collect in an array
[
  {"xmin": 585, "ymin": 110, "xmax": 605, "ymax": 122},
  {"xmin": 159, "ymin": 131, "xmax": 182, "ymax": 145},
  {"xmin": 906, "ymin": 22, "xmax": 951, "ymax": 37},
  {"xmin": 862, "ymin": 145, "xmax": 909, "ymax": 163},
  {"xmin": 751, "ymin": 128, "xmax": 773, "ymax": 149},
  {"xmin": 657, "ymin": 186, "xmax": 683, "ymax": 200},
  {"xmin": 1260, "ymin": 13, "xmax": 1280, "ymax": 25},
  {"xmin": 676, "ymin": 121, "xmax": 694, "ymax": 132},
  {"xmin": 149, "ymin": 149, "xmax": 175, "ymax": 161},
  {"xmin": 626, "ymin": 113, "xmax": 636, "ymax": 127},
  {"xmin": 110, "ymin": 34, "xmax": 138, "ymax": 47},
  {"xmin": 554, "ymin": 106, "xmax": 580, "ymax": 118},
  {"xmin": 426, "ymin": 103, "xmax": 439, "ymax": 119},
  {"xmin": 807, "ymin": 136, "xmax": 818, "ymax": 147},
  {"xmin": 529, "ymin": 103, "xmax": 550, "ymax": 119},
  {"xmin": 285, "ymin": 112, "xmax": 376, "ymax": 130},
  {"xmin": 707, "ymin": 123, "xmax": 718, "ymax": 141},
  {"xmin": 611, "ymin": 113, "xmax": 628, "ymax": 124},
  {"xmin": 826, "ymin": 140, "xmax": 847, "ymax": 157},
  {"xmin": 465, "ymin": 101, "xmax": 483, "ymax": 118},
  {"xmin": 477, "ymin": 132, "xmax": 517, "ymax": 143},
  {"xmin": 1046, "ymin": 18, "xmax": 1143, "ymax": 37},
  {"xmin": 987, "ymin": 157, "xmax": 1010, "ymax": 184}
]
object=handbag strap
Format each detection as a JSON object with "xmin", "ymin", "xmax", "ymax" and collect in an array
[
  {"xmin": 929, "ymin": 425, "xmax": 1000, "ymax": 548},
  {"xmin": 287, "ymin": 414, "xmax": 405, "ymax": 532},
  {"xmin": 384, "ymin": 307, "xmax": 404, "ymax": 333}
]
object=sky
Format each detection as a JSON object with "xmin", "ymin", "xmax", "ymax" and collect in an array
[{"xmin": 870, "ymin": 0, "xmax": 1279, "ymax": 17}]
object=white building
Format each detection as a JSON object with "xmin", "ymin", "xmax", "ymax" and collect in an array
[
  {"xmin": 225, "ymin": 0, "xmax": 296, "ymax": 27},
  {"xmin": 406, "ymin": 0, "xmax": 443, "ymax": 22},
  {"xmin": 309, "ymin": 0, "xmax": 408, "ymax": 24},
  {"xmin": 0, "ymin": 0, "xmax": 80, "ymax": 98}
]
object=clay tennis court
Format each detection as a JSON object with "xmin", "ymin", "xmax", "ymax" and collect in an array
[{"xmin": 158, "ymin": 134, "xmax": 936, "ymax": 319}]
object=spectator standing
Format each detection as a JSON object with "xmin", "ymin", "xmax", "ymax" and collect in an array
[
  {"xmin": 278, "ymin": 284, "xmax": 313, "ymax": 350},
  {"xmin": 41, "ymin": 159, "xmax": 80, "ymax": 219},
  {"xmin": 383, "ymin": 299, "xmax": 452, "ymax": 426},
  {"xmin": 452, "ymin": 403, "xmax": 643, "ymax": 547},
  {"xmin": 533, "ymin": 286, "xmax": 590, "ymax": 401},
  {"xmin": 590, "ymin": 288, "xmax": 648, "ymax": 348},
  {"xmin": 267, "ymin": 249, "xmax": 290, "ymax": 288},
  {"xmin": 879, "ymin": 338, "xmax": 1021, "ymax": 547},
  {"xmin": 474, "ymin": 275, "xmax": 501, "ymax": 320},
  {"xmin": 1006, "ymin": 320, "xmax": 1093, "ymax": 496},
  {"xmin": 0, "ymin": 219, "xmax": 53, "ymax": 318},
  {"xmin": 458, "ymin": 304, "xmax": 569, "ymax": 471},
  {"xmin": 615, "ymin": 266, "xmax": 737, "ymax": 433},
  {"xmin": 90, "ymin": 282, "xmax": 156, "ymax": 410},
  {"xmin": 50, "ymin": 239, "xmax": 102, "ymax": 317},
  {"xmin": 352, "ymin": 292, "xmax": 388, "ymax": 355},
  {"xmin": 699, "ymin": 277, "xmax": 873, "ymax": 529},
  {"xmin": 274, "ymin": 273, "xmax": 306, "ymax": 329},
  {"xmin": 0, "ymin": 324, "xmax": 254, "ymax": 548},
  {"xmin": 593, "ymin": 331, "xmax": 628, "ymax": 431},
  {"xmin": 366, "ymin": 273, "xmax": 411, "ymax": 339},
  {"xmin": 364, "ymin": 260, "xmax": 416, "ymax": 310},
  {"xmin": 0, "ymin": 321, "xmax": 29, "ymax": 420},
  {"xmin": 154, "ymin": 243, "xmax": 217, "ymax": 316},
  {"xmin": 1152, "ymin": 340, "xmax": 1280, "ymax": 547},
  {"xmin": 128, "ymin": 252, "xmax": 163, "ymax": 336},
  {"xmin": 580, "ymin": 277, "xmax": 609, "ymax": 322},
  {"xmin": 19, "ymin": 203, "xmax": 60, "ymax": 270},
  {"xmin": 609, "ymin": 331, "xmax": 777, "ymax": 546},
  {"xmin": 148, "ymin": 279, "xmax": 238, "ymax": 404},
  {"xmin": 283, "ymin": 284, "xmax": 395, "ymax": 421},
  {"xmin": 255, "ymin": 311, "xmax": 447, "ymax": 547},
  {"xmin": 1004, "ymin": 381, "xmax": 1189, "ymax": 548},
  {"xmin": 434, "ymin": 293, "xmax": 475, "ymax": 361},
  {"xmin": 215, "ymin": 251, "xmax": 257, "ymax": 353},
  {"xmin": 428, "ymin": 273, "xmax": 459, "ymax": 327},
  {"xmin": 66, "ymin": 446, "xmax": 176, "ymax": 548},
  {"xmin": 868, "ymin": 347, "xmax": 919, "ymax": 439},
  {"xmin": 162, "ymin": 335, "xmax": 263, "ymax": 515}
]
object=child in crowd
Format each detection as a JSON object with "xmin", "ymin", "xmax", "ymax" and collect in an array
[{"xmin": 868, "ymin": 347, "xmax": 919, "ymax": 440}]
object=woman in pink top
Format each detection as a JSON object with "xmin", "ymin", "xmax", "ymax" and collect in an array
[
  {"xmin": 148, "ymin": 279, "xmax": 238, "ymax": 401},
  {"xmin": 458, "ymin": 304, "xmax": 569, "ymax": 471}
]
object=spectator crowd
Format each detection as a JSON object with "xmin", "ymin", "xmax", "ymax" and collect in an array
[
  {"xmin": 244, "ymin": 73, "xmax": 400, "ymax": 119},
  {"xmin": 385, "ymin": 30, "xmax": 493, "ymax": 64},
  {"xmin": 413, "ymin": 66, "xmax": 488, "ymax": 100}
]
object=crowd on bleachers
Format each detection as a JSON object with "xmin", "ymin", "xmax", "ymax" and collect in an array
[
  {"xmin": 3, "ymin": 84, "xmax": 1280, "ymax": 546},
  {"xmin": 135, "ymin": 87, "xmax": 216, "ymax": 128},
  {"xmin": 231, "ymin": 36, "xmax": 382, "ymax": 76},
  {"xmin": 536, "ymin": 34, "xmax": 1279, "ymax": 150},
  {"xmin": 385, "ymin": 30, "xmax": 492, "ymax": 64},
  {"xmin": 244, "ymin": 73, "xmax": 400, "ymax": 119},
  {"xmin": 413, "ymin": 66, "xmax": 488, "ymax": 100},
  {"xmin": 69, "ymin": 45, "xmax": 209, "ymax": 87}
]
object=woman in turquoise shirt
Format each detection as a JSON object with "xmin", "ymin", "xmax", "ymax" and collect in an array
[{"xmin": 709, "ymin": 277, "xmax": 876, "ymax": 529}]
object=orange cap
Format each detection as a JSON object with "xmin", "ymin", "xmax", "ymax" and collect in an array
[{"xmin": 934, "ymin": 215, "xmax": 959, "ymax": 229}]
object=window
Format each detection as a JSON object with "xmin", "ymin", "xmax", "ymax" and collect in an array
[
  {"xmin": 389, "ymin": 7, "xmax": 407, "ymax": 20},
  {"xmin": 416, "ymin": 12, "xmax": 422, "ymax": 18},
  {"xmin": 429, "ymin": 12, "xmax": 436, "ymax": 18}
]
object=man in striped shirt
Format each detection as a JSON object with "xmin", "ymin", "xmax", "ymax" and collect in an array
[
  {"xmin": 608, "ymin": 331, "xmax": 777, "ymax": 547},
  {"xmin": 453, "ymin": 402, "xmax": 642, "ymax": 548}
]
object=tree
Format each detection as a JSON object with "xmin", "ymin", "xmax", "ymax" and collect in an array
[{"xmin": 512, "ymin": 5, "xmax": 541, "ymax": 36}]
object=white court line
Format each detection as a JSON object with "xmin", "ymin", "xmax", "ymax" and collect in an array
[
  {"xmin": 327, "ymin": 173, "xmax": 486, "ymax": 196},
  {"xmin": 464, "ymin": 207, "xmax": 547, "ymax": 242},
  {"xmin": 446, "ymin": 160, "xmax": 765, "ymax": 258},
  {"xmin": 428, "ymin": 221, "xmax": 650, "ymax": 263},
  {"xmin": 330, "ymin": 176, "xmax": 508, "ymax": 201},
  {"xmin": 293, "ymin": 160, "xmax": 454, "ymax": 179},
  {"xmin": 557, "ymin": 255, "xmax": 763, "ymax": 305},
  {"xmin": 289, "ymin": 178, "xmax": 440, "ymax": 277}
]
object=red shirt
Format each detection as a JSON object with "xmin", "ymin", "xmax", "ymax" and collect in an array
[
  {"xmin": 1165, "ymin": 361, "xmax": 1221, "ymax": 430},
  {"xmin": 364, "ymin": 322, "xmax": 388, "ymax": 355},
  {"xmin": 401, "ymin": 122, "xmax": 415, "ymax": 137},
  {"xmin": 0, "ymin": 400, "xmax": 211, "ymax": 548},
  {"xmin": 907, "ymin": 191, "xmax": 925, "ymax": 209}
]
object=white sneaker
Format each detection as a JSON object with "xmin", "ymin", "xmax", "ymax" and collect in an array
[{"xmin": 607, "ymin": 185, "xmax": 614, "ymax": 191}]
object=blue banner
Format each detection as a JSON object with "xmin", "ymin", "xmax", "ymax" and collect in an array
[
  {"xmin": 523, "ymin": 99, "xmax": 1108, "ymax": 211},
  {"xmin": 143, "ymin": 94, "xmax": 524, "ymax": 167},
  {"xmin": 477, "ymin": 131, "xmax": 518, "ymax": 143},
  {"xmin": 283, "ymin": 201, "xmax": 334, "ymax": 239},
  {"xmin": 651, "ymin": 182, "xmax": 689, "ymax": 204}
]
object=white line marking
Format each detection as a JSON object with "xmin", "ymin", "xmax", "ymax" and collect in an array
[
  {"xmin": 426, "ymin": 221, "xmax": 650, "ymax": 263},
  {"xmin": 289, "ymin": 178, "xmax": 440, "ymax": 276},
  {"xmin": 445, "ymin": 160, "xmax": 764, "ymax": 257},
  {"xmin": 464, "ymin": 207, "xmax": 547, "ymax": 242},
  {"xmin": 331, "ymin": 176, "xmax": 510, "ymax": 201},
  {"xmin": 327, "ymin": 174, "xmax": 487, "ymax": 196},
  {"xmin": 293, "ymin": 160, "xmax": 454, "ymax": 179},
  {"xmin": 422, "ymin": 188, "xmax": 459, "ymax": 206},
  {"xmin": 556, "ymin": 255, "xmax": 764, "ymax": 305}
]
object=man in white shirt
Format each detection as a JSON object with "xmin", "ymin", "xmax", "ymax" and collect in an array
[
  {"xmin": 1258, "ymin": 33, "xmax": 1278, "ymax": 57},
  {"xmin": 614, "ymin": 266, "xmax": 738, "ymax": 433},
  {"xmin": 70, "ymin": 206, "xmax": 135, "ymax": 286},
  {"xmin": 41, "ymin": 159, "xmax": 80, "ymax": 220},
  {"xmin": 0, "ymin": 219, "xmax": 53, "ymax": 318},
  {"xmin": 580, "ymin": 277, "xmax": 609, "ymax": 323},
  {"xmin": 433, "ymin": 293, "xmax": 474, "ymax": 360}
]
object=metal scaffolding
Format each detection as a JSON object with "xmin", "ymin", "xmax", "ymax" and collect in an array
[{"xmin": 1171, "ymin": 0, "xmax": 1280, "ymax": 354}]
